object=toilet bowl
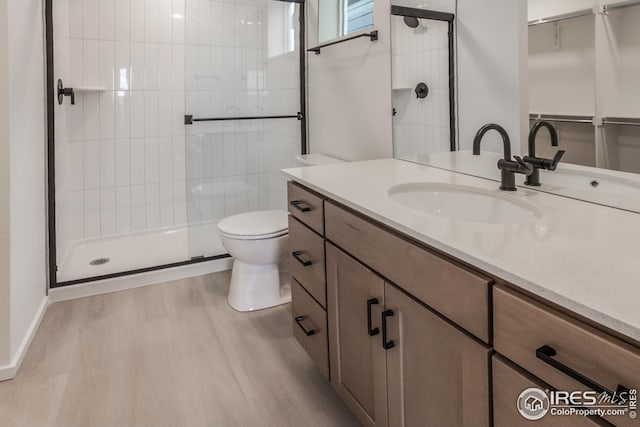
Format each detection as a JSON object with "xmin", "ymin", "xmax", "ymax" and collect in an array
[
  {"xmin": 219, "ymin": 210, "xmax": 290, "ymax": 312},
  {"xmin": 219, "ymin": 153, "xmax": 345, "ymax": 312}
]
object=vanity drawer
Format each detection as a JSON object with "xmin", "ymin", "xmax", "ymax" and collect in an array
[
  {"xmin": 292, "ymin": 279, "xmax": 329, "ymax": 381},
  {"xmin": 289, "ymin": 216, "xmax": 326, "ymax": 308},
  {"xmin": 494, "ymin": 286, "xmax": 640, "ymax": 427},
  {"xmin": 493, "ymin": 355, "xmax": 610, "ymax": 427},
  {"xmin": 325, "ymin": 201, "xmax": 491, "ymax": 343},
  {"xmin": 288, "ymin": 182, "xmax": 324, "ymax": 236}
]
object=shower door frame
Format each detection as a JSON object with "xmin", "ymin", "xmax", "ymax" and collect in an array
[{"xmin": 44, "ymin": 0, "xmax": 308, "ymax": 288}]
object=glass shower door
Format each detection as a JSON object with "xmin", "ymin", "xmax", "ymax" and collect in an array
[
  {"xmin": 183, "ymin": 0, "xmax": 303, "ymax": 260},
  {"xmin": 52, "ymin": 0, "xmax": 199, "ymax": 284}
]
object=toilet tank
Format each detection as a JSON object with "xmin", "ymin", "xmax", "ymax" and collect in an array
[{"xmin": 295, "ymin": 153, "xmax": 345, "ymax": 167}]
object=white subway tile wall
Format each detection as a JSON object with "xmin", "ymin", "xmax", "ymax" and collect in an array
[
  {"xmin": 54, "ymin": 0, "xmax": 301, "ymax": 279},
  {"xmin": 183, "ymin": 0, "xmax": 300, "ymax": 256},
  {"xmin": 391, "ymin": 0, "xmax": 455, "ymax": 159}
]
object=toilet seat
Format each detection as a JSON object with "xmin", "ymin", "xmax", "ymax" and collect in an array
[
  {"xmin": 219, "ymin": 229, "xmax": 288, "ymax": 240},
  {"xmin": 217, "ymin": 210, "xmax": 289, "ymax": 241}
]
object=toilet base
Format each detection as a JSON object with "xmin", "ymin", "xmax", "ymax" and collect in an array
[{"xmin": 227, "ymin": 260, "xmax": 291, "ymax": 312}]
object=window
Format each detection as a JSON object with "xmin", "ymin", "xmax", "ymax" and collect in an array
[
  {"xmin": 268, "ymin": 2, "xmax": 296, "ymax": 58},
  {"xmin": 344, "ymin": 0, "xmax": 374, "ymax": 35},
  {"xmin": 318, "ymin": 0, "xmax": 374, "ymax": 43}
]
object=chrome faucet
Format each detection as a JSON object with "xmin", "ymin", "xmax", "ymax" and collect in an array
[
  {"xmin": 472, "ymin": 124, "xmax": 533, "ymax": 191},
  {"xmin": 523, "ymin": 121, "xmax": 565, "ymax": 186}
]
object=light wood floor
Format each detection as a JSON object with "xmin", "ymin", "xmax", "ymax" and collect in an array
[{"xmin": 0, "ymin": 272, "xmax": 360, "ymax": 427}]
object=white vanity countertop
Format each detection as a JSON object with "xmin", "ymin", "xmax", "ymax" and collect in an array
[{"xmin": 282, "ymin": 158, "xmax": 640, "ymax": 343}]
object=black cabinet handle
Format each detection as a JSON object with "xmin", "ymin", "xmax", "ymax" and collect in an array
[
  {"xmin": 292, "ymin": 251, "xmax": 312, "ymax": 267},
  {"xmin": 382, "ymin": 309, "xmax": 395, "ymax": 350},
  {"xmin": 295, "ymin": 316, "xmax": 315, "ymax": 336},
  {"xmin": 367, "ymin": 298, "xmax": 380, "ymax": 336},
  {"xmin": 290, "ymin": 200, "xmax": 311, "ymax": 212},
  {"xmin": 536, "ymin": 345, "xmax": 629, "ymax": 404}
]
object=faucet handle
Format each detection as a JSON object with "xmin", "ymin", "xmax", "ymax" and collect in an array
[
  {"xmin": 513, "ymin": 156, "xmax": 534, "ymax": 176},
  {"xmin": 499, "ymin": 156, "xmax": 534, "ymax": 177},
  {"xmin": 549, "ymin": 150, "xmax": 565, "ymax": 171}
]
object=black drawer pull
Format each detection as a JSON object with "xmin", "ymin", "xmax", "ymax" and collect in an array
[
  {"xmin": 295, "ymin": 316, "xmax": 315, "ymax": 336},
  {"xmin": 367, "ymin": 298, "xmax": 380, "ymax": 336},
  {"xmin": 536, "ymin": 345, "xmax": 630, "ymax": 404},
  {"xmin": 292, "ymin": 251, "xmax": 313, "ymax": 267},
  {"xmin": 290, "ymin": 200, "xmax": 311, "ymax": 212},
  {"xmin": 382, "ymin": 309, "xmax": 395, "ymax": 350}
]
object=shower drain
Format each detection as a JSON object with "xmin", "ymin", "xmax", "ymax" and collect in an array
[{"xmin": 90, "ymin": 258, "xmax": 110, "ymax": 266}]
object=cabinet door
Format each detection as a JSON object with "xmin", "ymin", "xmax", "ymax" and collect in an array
[
  {"xmin": 385, "ymin": 283, "xmax": 491, "ymax": 427},
  {"xmin": 493, "ymin": 355, "xmax": 610, "ymax": 427},
  {"xmin": 327, "ymin": 243, "xmax": 388, "ymax": 427}
]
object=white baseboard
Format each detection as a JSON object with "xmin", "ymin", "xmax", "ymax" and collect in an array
[
  {"xmin": 0, "ymin": 296, "xmax": 48, "ymax": 382},
  {"xmin": 49, "ymin": 257, "xmax": 233, "ymax": 303}
]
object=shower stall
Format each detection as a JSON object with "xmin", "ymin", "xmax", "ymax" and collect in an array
[{"xmin": 48, "ymin": 0, "xmax": 305, "ymax": 286}]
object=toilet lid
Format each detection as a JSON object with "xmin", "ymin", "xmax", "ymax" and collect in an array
[{"xmin": 217, "ymin": 210, "xmax": 289, "ymax": 238}]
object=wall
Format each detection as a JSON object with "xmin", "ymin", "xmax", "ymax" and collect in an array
[
  {"xmin": 529, "ymin": 14, "xmax": 595, "ymax": 116},
  {"xmin": 306, "ymin": 0, "xmax": 393, "ymax": 161},
  {"xmin": 0, "ymin": 0, "xmax": 11, "ymax": 368},
  {"xmin": 0, "ymin": 0, "xmax": 49, "ymax": 378},
  {"xmin": 307, "ymin": 0, "xmax": 528, "ymax": 160},
  {"xmin": 528, "ymin": 0, "xmax": 595, "ymax": 21},
  {"xmin": 457, "ymin": 0, "xmax": 528, "ymax": 154},
  {"xmin": 7, "ymin": 0, "xmax": 48, "ymax": 359}
]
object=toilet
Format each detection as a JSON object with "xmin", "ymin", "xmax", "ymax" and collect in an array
[{"xmin": 219, "ymin": 153, "xmax": 345, "ymax": 312}]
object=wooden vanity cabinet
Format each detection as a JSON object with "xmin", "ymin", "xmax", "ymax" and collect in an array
[
  {"xmin": 493, "ymin": 355, "xmax": 611, "ymax": 427},
  {"xmin": 384, "ymin": 283, "xmax": 491, "ymax": 427},
  {"xmin": 288, "ymin": 183, "xmax": 330, "ymax": 382},
  {"xmin": 326, "ymin": 241, "xmax": 491, "ymax": 427},
  {"xmin": 289, "ymin": 182, "xmax": 639, "ymax": 427},
  {"xmin": 494, "ymin": 286, "xmax": 640, "ymax": 427},
  {"xmin": 289, "ymin": 216, "xmax": 326, "ymax": 307},
  {"xmin": 291, "ymin": 280, "xmax": 329, "ymax": 380},
  {"xmin": 287, "ymin": 181, "xmax": 324, "ymax": 235},
  {"xmin": 326, "ymin": 243, "xmax": 388, "ymax": 427},
  {"xmin": 324, "ymin": 201, "xmax": 492, "ymax": 343}
]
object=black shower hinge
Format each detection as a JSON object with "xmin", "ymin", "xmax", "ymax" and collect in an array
[{"xmin": 184, "ymin": 114, "xmax": 193, "ymax": 125}]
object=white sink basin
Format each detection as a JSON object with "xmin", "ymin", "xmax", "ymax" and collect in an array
[
  {"xmin": 389, "ymin": 183, "xmax": 541, "ymax": 224},
  {"xmin": 541, "ymin": 170, "xmax": 640, "ymax": 193}
]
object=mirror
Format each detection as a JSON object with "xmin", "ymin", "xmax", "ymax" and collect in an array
[
  {"xmin": 318, "ymin": 0, "xmax": 374, "ymax": 43},
  {"xmin": 390, "ymin": 4, "xmax": 456, "ymax": 160},
  {"xmin": 391, "ymin": 0, "xmax": 640, "ymax": 214}
]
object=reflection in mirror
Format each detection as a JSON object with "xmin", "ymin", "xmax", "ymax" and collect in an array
[
  {"xmin": 390, "ymin": 5, "xmax": 456, "ymax": 162},
  {"xmin": 318, "ymin": 0, "xmax": 374, "ymax": 43},
  {"xmin": 392, "ymin": 0, "xmax": 640, "ymax": 214},
  {"xmin": 523, "ymin": 0, "xmax": 640, "ymax": 211}
]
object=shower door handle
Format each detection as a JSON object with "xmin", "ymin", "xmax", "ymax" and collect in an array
[{"xmin": 57, "ymin": 79, "xmax": 75, "ymax": 105}]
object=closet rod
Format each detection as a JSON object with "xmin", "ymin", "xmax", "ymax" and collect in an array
[
  {"xmin": 528, "ymin": 8, "xmax": 593, "ymax": 26},
  {"xmin": 529, "ymin": 114, "xmax": 593, "ymax": 124},
  {"xmin": 603, "ymin": 0, "xmax": 640, "ymax": 12},
  {"xmin": 602, "ymin": 117, "xmax": 640, "ymax": 126}
]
